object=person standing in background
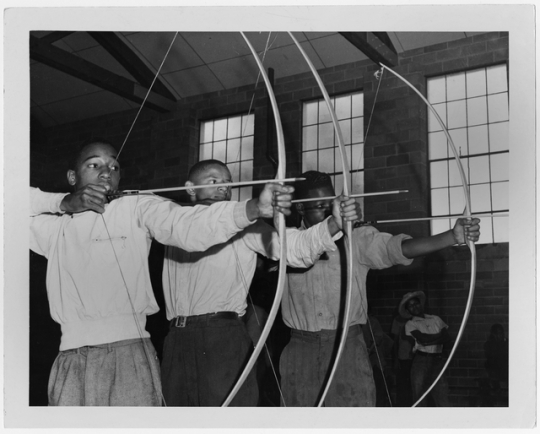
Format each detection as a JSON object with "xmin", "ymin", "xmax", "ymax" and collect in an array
[{"xmin": 402, "ymin": 291, "xmax": 451, "ymax": 407}]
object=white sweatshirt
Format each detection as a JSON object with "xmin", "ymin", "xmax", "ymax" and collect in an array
[{"xmin": 30, "ymin": 190, "xmax": 255, "ymax": 350}]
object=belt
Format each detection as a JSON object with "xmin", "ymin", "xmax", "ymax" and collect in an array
[
  {"xmin": 415, "ymin": 351, "xmax": 442, "ymax": 358},
  {"xmin": 60, "ymin": 338, "xmax": 150, "ymax": 355},
  {"xmin": 291, "ymin": 324, "xmax": 362, "ymax": 342},
  {"xmin": 170, "ymin": 311, "xmax": 239, "ymax": 328}
]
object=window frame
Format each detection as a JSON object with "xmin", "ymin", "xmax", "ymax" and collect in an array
[
  {"xmin": 427, "ymin": 63, "xmax": 509, "ymax": 244},
  {"xmin": 198, "ymin": 112, "xmax": 255, "ymax": 202},
  {"xmin": 300, "ymin": 90, "xmax": 366, "ymax": 199}
]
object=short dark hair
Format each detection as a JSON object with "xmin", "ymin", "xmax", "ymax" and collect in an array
[
  {"xmin": 294, "ymin": 170, "xmax": 334, "ymax": 200},
  {"xmin": 188, "ymin": 159, "xmax": 229, "ymax": 181},
  {"xmin": 70, "ymin": 137, "xmax": 116, "ymax": 170}
]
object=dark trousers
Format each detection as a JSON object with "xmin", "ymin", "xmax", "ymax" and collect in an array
[
  {"xmin": 395, "ymin": 359, "xmax": 413, "ymax": 406},
  {"xmin": 410, "ymin": 352, "xmax": 450, "ymax": 407},
  {"xmin": 161, "ymin": 316, "xmax": 258, "ymax": 406},
  {"xmin": 372, "ymin": 365, "xmax": 391, "ymax": 407}
]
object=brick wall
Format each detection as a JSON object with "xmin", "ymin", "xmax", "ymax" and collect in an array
[{"xmin": 30, "ymin": 32, "xmax": 509, "ymax": 406}]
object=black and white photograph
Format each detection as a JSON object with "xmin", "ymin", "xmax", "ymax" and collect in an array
[{"xmin": 3, "ymin": 2, "xmax": 536, "ymax": 431}]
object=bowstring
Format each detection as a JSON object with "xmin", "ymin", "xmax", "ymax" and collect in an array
[
  {"xmin": 221, "ymin": 31, "xmax": 288, "ymax": 406},
  {"xmin": 218, "ymin": 32, "xmax": 286, "ymax": 407},
  {"xmin": 229, "ymin": 32, "xmax": 276, "ymax": 195},
  {"xmin": 231, "ymin": 242, "xmax": 287, "ymax": 407},
  {"xmin": 363, "ymin": 310, "xmax": 393, "ymax": 407},
  {"xmin": 378, "ymin": 63, "xmax": 477, "ymax": 408},
  {"xmin": 100, "ymin": 213, "xmax": 166, "ymax": 406},
  {"xmin": 100, "ymin": 32, "xmax": 179, "ymax": 406},
  {"xmin": 360, "ymin": 67, "xmax": 384, "ymax": 165},
  {"xmin": 352, "ymin": 67, "xmax": 384, "ymax": 191},
  {"xmin": 353, "ymin": 66, "xmax": 393, "ymax": 405},
  {"xmin": 113, "ymin": 32, "xmax": 179, "ymax": 166}
]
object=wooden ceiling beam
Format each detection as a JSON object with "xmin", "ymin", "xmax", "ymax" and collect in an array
[
  {"xmin": 30, "ymin": 35, "xmax": 176, "ymax": 113},
  {"xmin": 38, "ymin": 31, "xmax": 75, "ymax": 45},
  {"xmin": 339, "ymin": 32, "xmax": 398, "ymax": 67},
  {"xmin": 87, "ymin": 32, "xmax": 177, "ymax": 101}
]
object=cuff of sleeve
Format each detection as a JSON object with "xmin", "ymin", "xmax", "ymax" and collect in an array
[
  {"xmin": 332, "ymin": 231, "xmax": 344, "ymax": 242},
  {"xmin": 50, "ymin": 192, "xmax": 70, "ymax": 214},
  {"xmin": 234, "ymin": 201, "xmax": 255, "ymax": 229},
  {"xmin": 322, "ymin": 217, "xmax": 339, "ymax": 250},
  {"xmin": 388, "ymin": 233, "xmax": 414, "ymax": 266}
]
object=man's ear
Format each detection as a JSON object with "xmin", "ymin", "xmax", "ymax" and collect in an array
[
  {"xmin": 185, "ymin": 180, "xmax": 197, "ymax": 202},
  {"xmin": 295, "ymin": 203, "xmax": 305, "ymax": 216},
  {"xmin": 67, "ymin": 170, "xmax": 76, "ymax": 187}
]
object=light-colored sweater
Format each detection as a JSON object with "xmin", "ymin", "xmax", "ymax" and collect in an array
[{"xmin": 30, "ymin": 190, "xmax": 255, "ymax": 350}]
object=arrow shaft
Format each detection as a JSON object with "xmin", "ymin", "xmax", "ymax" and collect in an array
[
  {"xmin": 115, "ymin": 177, "xmax": 306, "ymax": 195},
  {"xmin": 368, "ymin": 212, "xmax": 508, "ymax": 225},
  {"xmin": 291, "ymin": 190, "xmax": 408, "ymax": 203}
]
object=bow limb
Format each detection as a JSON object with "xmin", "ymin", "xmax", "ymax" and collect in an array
[
  {"xmin": 380, "ymin": 64, "xmax": 477, "ymax": 407},
  {"xmin": 287, "ymin": 32, "xmax": 355, "ymax": 407},
  {"xmin": 221, "ymin": 32, "xmax": 288, "ymax": 407}
]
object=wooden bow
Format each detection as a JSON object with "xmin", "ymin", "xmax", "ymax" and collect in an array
[
  {"xmin": 221, "ymin": 32, "xmax": 289, "ymax": 406},
  {"xmin": 288, "ymin": 31, "xmax": 356, "ymax": 407},
  {"xmin": 380, "ymin": 63, "xmax": 477, "ymax": 407}
]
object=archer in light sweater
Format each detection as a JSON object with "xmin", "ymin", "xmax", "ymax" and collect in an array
[{"xmin": 30, "ymin": 139, "xmax": 294, "ymax": 406}]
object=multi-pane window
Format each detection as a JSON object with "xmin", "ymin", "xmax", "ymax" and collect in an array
[
  {"xmin": 428, "ymin": 64, "xmax": 509, "ymax": 243},
  {"xmin": 199, "ymin": 114, "xmax": 254, "ymax": 201},
  {"xmin": 302, "ymin": 92, "xmax": 364, "ymax": 198}
]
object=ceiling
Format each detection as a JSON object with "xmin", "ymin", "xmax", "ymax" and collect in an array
[{"xmin": 30, "ymin": 31, "xmax": 486, "ymax": 128}]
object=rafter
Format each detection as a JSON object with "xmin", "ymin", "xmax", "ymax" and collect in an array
[
  {"xmin": 87, "ymin": 32, "xmax": 176, "ymax": 101},
  {"xmin": 339, "ymin": 32, "xmax": 398, "ymax": 67},
  {"xmin": 29, "ymin": 35, "xmax": 176, "ymax": 113},
  {"xmin": 38, "ymin": 31, "xmax": 74, "ymax": 45}
]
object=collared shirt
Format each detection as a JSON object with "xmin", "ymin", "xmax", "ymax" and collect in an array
[
  {"xmin": 282, "ymin": 225, "xmax": 413, "ymax": 332},
  {"xmin": 405, "ymin": 314, "xmax": 448, "ymax": 354},
  {"xmin": 30, "ymin": 193, "xmax": 254, "ymax": 351},
  {"xmin": 162, "ymin": 217, "xmax": 337, "ymax": 319}
]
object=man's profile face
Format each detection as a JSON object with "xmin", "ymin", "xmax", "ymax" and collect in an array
[
  {"xmin": 68, "ymin": 143, "xmax": 121, "ymax": 192},
  {"xmin": 190, "ymin": 164, "xmax": 232, "ymax": 203}
]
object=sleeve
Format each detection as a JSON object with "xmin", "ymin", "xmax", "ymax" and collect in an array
[
  {"xmin": 240, "ymin": 217, "xmax": 337, "ymax": 268},
  {"xmin": 30, "ymin": 187, "xmax": 69, "ymax": 216},
  {"xmin": 354, "ymin": 226, "xmax": 414, "ymax": 269},
  {"xmin": 404, "ymin": 320, "xmax": 417, "ymax": 337},
  {"xmin": 29, "ymin": 214, "xmax": 61, "ymax": 257},
  {"xmin": 135, "ymin": 195, "xmax": 255, "ymax": 252},
  {"xmin": 435, "ymin": 316, "xmax": 448, "ymax": 330}
]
